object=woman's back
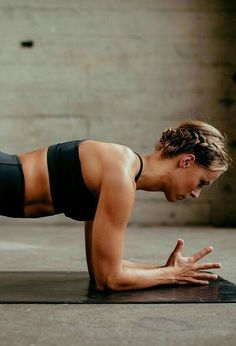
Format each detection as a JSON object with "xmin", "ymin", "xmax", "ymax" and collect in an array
[{"xmin": 18, "ymin": 140, "xmax": 140, "ymax": 218}]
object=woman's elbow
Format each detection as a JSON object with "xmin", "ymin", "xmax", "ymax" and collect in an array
[{"xmin": 95, "ymin": 272, "xmax": 123, "ymax": 291}]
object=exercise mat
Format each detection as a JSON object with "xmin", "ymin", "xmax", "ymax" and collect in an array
[{"xmin": 0, "ymin": 271, "xmax": 235, "ymax": 304}]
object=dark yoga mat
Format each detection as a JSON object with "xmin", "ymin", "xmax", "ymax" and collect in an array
[{"xmin": 0, "ymin": 271, "xmax": 235, "ymax": 304}]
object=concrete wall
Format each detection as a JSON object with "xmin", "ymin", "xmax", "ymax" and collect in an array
[{"xmin": 0, "ymin": 0, "xmax": 235, "ymax": 226}]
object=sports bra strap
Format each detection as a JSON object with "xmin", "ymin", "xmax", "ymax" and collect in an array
[{"xmin": 133, "ymin": 151, "xmax": 143, "ymax": 183}]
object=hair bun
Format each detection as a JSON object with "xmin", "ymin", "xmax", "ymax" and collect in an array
[
  {"xmin": 160, "ymin": 128, "xmax": 176, "ymax": 143},
  {"xmin": 155, "ymin": 120, "xmax": 232, "ymax": 171}
]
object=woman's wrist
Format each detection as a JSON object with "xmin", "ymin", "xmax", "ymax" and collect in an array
[{"xmin": 158, "ymin": 266, "xmax": 176, "ymax": 285}]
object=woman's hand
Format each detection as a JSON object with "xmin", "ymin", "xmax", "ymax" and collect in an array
[{"xmin": 164, "ymin": 239, "xmax": 221, "ymax": 285}]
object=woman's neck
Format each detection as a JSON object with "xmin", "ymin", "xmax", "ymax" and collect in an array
[{"xmin": 136, "ymin": 152, "xmax": 176, "ymax": 192}]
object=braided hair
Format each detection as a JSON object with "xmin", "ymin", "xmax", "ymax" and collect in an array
[{"xmin": 155, "ymin": 120, "xmax": 232, "ymax": 171}]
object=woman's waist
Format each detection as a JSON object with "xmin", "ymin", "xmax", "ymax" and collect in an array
[{"xmin": 18, "ymin": 146, "xmax": 54, "ymax": 216}]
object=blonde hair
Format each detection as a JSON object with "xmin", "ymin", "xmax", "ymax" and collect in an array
[{"xmin": 155, "ymin": 120, "xmax": 232, "ymax": 172}]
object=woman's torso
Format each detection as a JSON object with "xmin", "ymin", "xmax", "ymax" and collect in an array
[{"xmin": 18, "ymin": 140, "xmax": 141, "ymax": 218}]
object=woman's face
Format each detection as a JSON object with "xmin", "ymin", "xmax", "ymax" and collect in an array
[{"xmin": 164, "ymin": 154, "xmax": 222, "ymax": 202}]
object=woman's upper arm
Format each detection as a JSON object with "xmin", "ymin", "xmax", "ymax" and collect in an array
[{"xmin": 92, "ymin": 171, "xmax": 136, "ymax": 290}]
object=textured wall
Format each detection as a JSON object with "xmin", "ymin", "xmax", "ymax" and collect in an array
[{"xmin": 0, "ymin": 0, "xmax": 235, "ymax": 226}]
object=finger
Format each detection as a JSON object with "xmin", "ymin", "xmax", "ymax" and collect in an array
[
  {"xmin": 194, "ymin": 262, "xmax": 222, "ymax": 271},
  {"xmin": 168, "ymin": 239, "xmax": 184, "ymax": 259},
  {"xmin": 188, "ymin": 278, "xmax": 209, "ymax": 285},
  {"xmin": 177, "ymin": 277, "xmax": 210, "ymax": 285},
  {"xmin": 194, "ymin": 272, "xmax": 218, "ymax": 280},
  {"xmin": 174, "ymin": 238, "xmax": 184, "ymax": 254},
  {"xmin": 191, "ymin": 246, "xmax": 214, "ymax": 262},
  {"xmin": 165, "ymin": 239, "xmax": 185, "ymax": 266}
]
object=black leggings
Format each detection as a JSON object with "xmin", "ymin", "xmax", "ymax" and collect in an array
[{"xmin": 0, "ymin": 151, "xmax": 25, "ymax": 218}]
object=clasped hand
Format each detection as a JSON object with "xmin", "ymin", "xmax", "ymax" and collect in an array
[{"xmin": 164, "ymin": 239, "xmax": 221, "ymax": 285}]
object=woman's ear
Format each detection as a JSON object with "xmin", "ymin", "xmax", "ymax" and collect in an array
[{"xmin": 180, "ymin": 154, "xmax": 196, "ymax": 168}]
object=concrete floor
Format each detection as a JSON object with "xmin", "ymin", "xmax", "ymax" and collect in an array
[{"xmin": 0, "ymin": 221, "xmax": 235, "ymax": 346}]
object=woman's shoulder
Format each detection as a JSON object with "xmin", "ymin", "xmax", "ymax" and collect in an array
[
  {"xmin": 78, "ymin": 139, "xmax": 139, "ymax": 184},
  {"xmin": 80, "ymin": 139, "xmax": 136, "ymax": 167}
]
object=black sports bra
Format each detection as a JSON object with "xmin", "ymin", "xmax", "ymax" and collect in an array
[{"xmin": 47, "ymin": 140, "xmax": 144, "ymax": 221}]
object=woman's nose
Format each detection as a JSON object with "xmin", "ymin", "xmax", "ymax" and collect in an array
[{"xmin": 190, "ymin": 189, "xmax": 201, "ymax": 199}]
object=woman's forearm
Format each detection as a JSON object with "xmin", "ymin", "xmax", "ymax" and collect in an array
[
  {"xmin": 88, "ymin": 258, "xmax": 163, "ymax": 285},
  {"xmin": 96, "ymin": 240, "xmax": 221, "ymax": 291},
  {"xmin": 106, "ymin": 266, "xmax": 174, "ymax": 291},
  {"xmin": 122, "ymin": 259, "xmax": 163, "ymax": 270}
]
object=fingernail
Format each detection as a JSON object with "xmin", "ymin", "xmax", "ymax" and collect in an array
[{"xmin": 209, "ymin": 246, "xmax": 214, "ymax": 251}]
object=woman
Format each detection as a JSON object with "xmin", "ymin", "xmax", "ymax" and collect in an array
[{"xmin": 0, "ymin": 120, "xmax": 232, "ymax": 291}]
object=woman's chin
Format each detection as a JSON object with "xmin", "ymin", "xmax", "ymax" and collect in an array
[{"xmin": 165, "ymin": 192, "xmax": 176, "ymax": 203}]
